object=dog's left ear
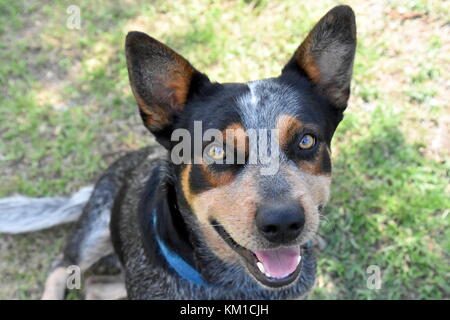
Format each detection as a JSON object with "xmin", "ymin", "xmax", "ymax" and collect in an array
[
  {"xmin": 125, "ymin": 32, "xmax": 209, "ymax": 148},
  {"xmin": 283, "ymin": 5, "xmax": 357, "ymax": 110}
]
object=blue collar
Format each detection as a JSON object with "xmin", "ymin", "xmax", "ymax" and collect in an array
[{"xmin": 152, "ymin": 210, "xmax": 209, "ymax": 287}]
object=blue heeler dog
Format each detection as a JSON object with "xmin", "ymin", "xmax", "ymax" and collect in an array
[{"xmin": 0, "ymin": 6, "xmax": 356, "ymax": 299}]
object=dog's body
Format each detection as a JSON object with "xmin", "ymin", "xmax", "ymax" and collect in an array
[{"xmin": 0, "ymin": 6, "xmax": 356, "ymax": 300}]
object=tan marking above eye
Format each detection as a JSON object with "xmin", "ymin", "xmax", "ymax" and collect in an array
[
  {"xmin": 276, "ymin": 115, "xmax": 303, "ymax": 149},
  {"xmin": 223, "ymin": 123, "xmax": 249, "ymax": 156}
]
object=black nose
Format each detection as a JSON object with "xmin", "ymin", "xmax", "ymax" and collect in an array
[{"xmin": 256, "ymin": 203, "xmax": 305, "ymax": 244}]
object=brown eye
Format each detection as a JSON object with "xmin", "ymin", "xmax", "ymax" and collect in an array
[
  {"xmin": 207, "ymin": 145, "xmax": 225, "ymax": 160},
  {"xmin": 299, "ymin": 134, "xmax": 315, "ymax": 149}
]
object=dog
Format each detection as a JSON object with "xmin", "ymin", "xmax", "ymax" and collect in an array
[{"xmin": 0, "ymin": 5, "xmax": 356, "ymax": 299}]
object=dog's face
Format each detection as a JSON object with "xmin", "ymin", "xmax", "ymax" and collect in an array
[{"xmin": 126, "ymin": 6, "xmax": 356, "ymax": 288}]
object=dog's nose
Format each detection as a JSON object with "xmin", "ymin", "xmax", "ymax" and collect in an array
[{"xmin": 256, "ymin": 203, "xmax": 305, "ymax": 244}]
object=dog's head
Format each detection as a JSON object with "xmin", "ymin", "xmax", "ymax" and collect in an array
[{"xmin": 126, "ymin": 6, "xmax": 356, "ymax": 289}]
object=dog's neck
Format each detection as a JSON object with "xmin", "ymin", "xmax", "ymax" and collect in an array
[{"xmin": 138, "ymin": 163, "xmax": 222, "ymax": 285}]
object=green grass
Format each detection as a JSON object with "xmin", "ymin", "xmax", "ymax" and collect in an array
[
  {"xmin": 312, "ymin": 108, "xmax": 449, "ymax": 299},
  {"xmin": 0, "ymin": 0, "xmax": 449, "ymax": 299}
]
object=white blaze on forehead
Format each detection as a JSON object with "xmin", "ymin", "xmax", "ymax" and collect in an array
[
  {"xmin": 237, "ymin": 79, "xmax": 302, "ymax": 131},
  {"xmin": 248, "ymin": 81, "xmax": 259, "ymax": 106},
  {"xmin": 236, "ymin": 80, "xmax": 262, "ymax": 130},
  {"xmin": 236, "ymin": 80, "xmax": 304, "ymax": 173}
]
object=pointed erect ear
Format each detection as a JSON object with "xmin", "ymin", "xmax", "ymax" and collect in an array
[
  {"xmin": 125, "ymin": 32, "xmax": 209, "ymax": 148},
  {"xmin": 283, "ymin": 5, "xmax": 357, "ymax": 110}
]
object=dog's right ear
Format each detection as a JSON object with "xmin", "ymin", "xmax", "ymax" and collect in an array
[
  {"xmin": 125, "ymin": 32, "xmax": 209, "ymax": 148},
  {"xmin": 282, "ymin": 5, "xmax": 357, "ymax": 110}
]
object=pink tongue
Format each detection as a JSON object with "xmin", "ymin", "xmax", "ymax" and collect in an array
[{"xmin": 254, "ymin": 247, "xmax": 300, "ymax": 279}]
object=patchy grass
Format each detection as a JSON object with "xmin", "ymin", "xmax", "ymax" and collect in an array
[
  {"xmin": 0, "ymin": 0, "xmax": 449, "ymax": 299},
  {"xmin": 312, "ymin": 108, "xmax": 449, "ymax": 299}
]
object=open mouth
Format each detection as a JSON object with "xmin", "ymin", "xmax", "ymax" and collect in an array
[{"xmin": 210, "ymin": 219, "xmax": 303, "ymax": 288}]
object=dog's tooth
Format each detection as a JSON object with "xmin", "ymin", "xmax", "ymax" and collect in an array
[
  {"xmin": 297, "ymin": 255, "xmax": 302, "ymax": 264},
  {"xmin": 257, "ymin": 262, "xmax": 265, "ymax": 274}
]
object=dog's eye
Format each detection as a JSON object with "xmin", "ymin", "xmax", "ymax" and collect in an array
[
  {"xmin": 207, "ymin": 145, "xmax": 225, "ymax": 160},
  {"xmin": 299, "ymin": 134, "xmax": 316, "ymax": 149}
]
